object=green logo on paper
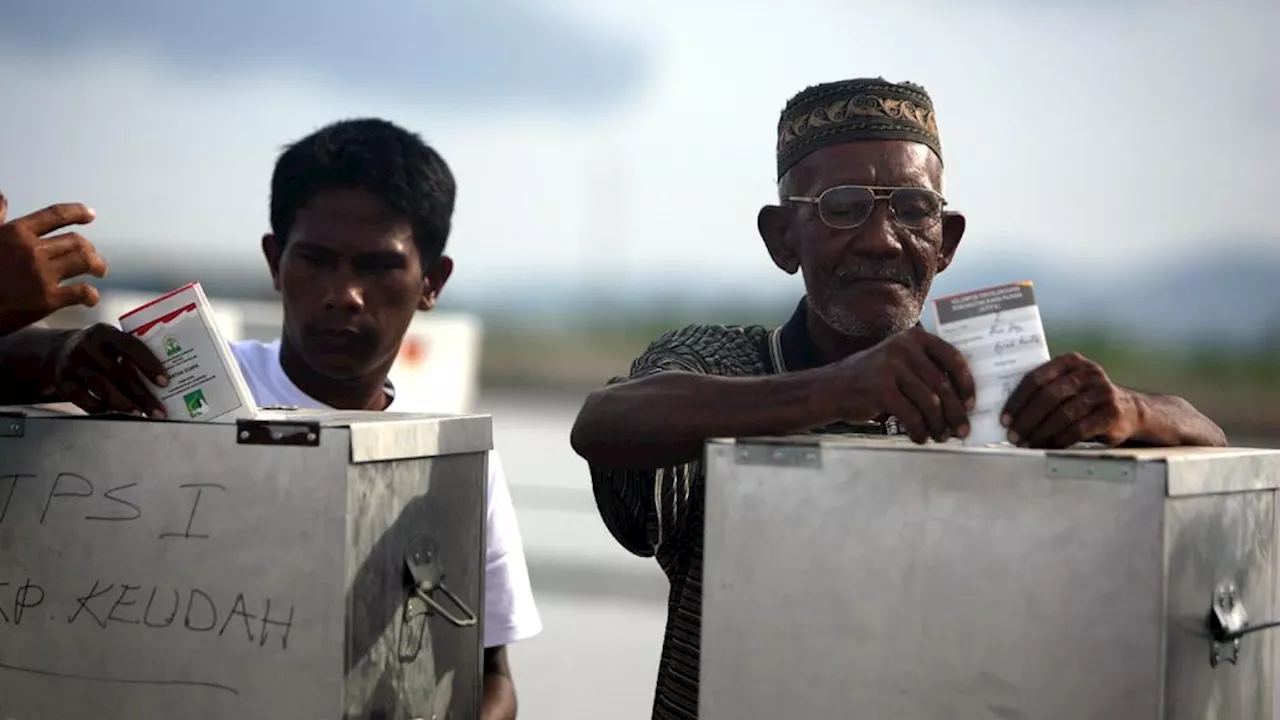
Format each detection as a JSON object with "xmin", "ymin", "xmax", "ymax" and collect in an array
[
  {"xmin": 163, "ymin": 336, "xmax": 182, "ymax": 357},
  {"xmin": 183, "ymin": 389, "xmax": 209, "ymax": 418}
]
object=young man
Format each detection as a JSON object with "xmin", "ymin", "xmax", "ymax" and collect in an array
[
  {"xmin": 232, "ymin": 118, "xmax": 541, "ymax": 720},
  {"xmin": 0, "ymin": 119, "xmax": 540, "ymax": 720}
]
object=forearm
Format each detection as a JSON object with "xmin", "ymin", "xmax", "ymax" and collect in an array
[
  {"xmin": 571, "ymin": 367, "xmax": 860, "ymax": 470},
  {"xmin": 481, "ymin": 647, "xmax": 517, "ymax": 720},
  {"xmin": 1125, "ymin": 391, "xmax": 1228, "ymax": 448},
  {"xmin": 0, "ymin": 326, "xmax": 70, "ymax": 404}
]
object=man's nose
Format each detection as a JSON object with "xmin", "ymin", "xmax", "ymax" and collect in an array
[
  {"xmin": 852, "ymin": 203, "xmax": 904, "ymax": 258},
  {"xmin": 321, "ymin": 274, "xmax": 365, "ymax": 315}
]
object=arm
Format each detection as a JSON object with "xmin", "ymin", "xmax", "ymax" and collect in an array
[
  {"xmin": 479, "ymin": 451, "xmax": 539, "ymax": 718},
  {"xmin": 481, "ymin": 646, "xmax": 516, "ymax": 720},
  {"xmin": 573, "ymin": 369, "xmax": 856, "ymax": 470},
  {"xmin": 575, "ymin": 326, "xmax": 866, "ymax": 561},
  {"xmin": 570, "ymin": 325, "xmax": 858, "ymax": 471},
  {"xmin": 0, "ymin": 326, "xmax": 72, "ymax": 404},
  {"xmin": 1123, "ymin": 390, "xmax": 1229, "ymax": 447}
]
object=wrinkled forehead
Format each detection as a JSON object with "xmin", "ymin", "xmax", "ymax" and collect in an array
[{"xmin": 783, "ymin": 140, "xmax": 944, "ymax": 194}]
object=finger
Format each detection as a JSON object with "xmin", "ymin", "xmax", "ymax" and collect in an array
[
  {"xmin": 884, "ymin": 393, "xmax": 930, "ymax": 445},
  {"xmin": 60, "ymin": 369, "xmax": 134, "ymax": 415},
  {"xmin": 110, "ymin": 330, "xmax": 170, "ymax": 390},
  {"xmin": 895, "ymin": 371, "xmax": 946, "ymax": 441},
  {"xmin": 47, "ymin": 242, "xmax": 109, "ymax": 281},
  {"xmin": 53, "ymin": 283, "xmax": 101, "ymax": 310},
  {"xmin": 905, "ymin": 344, "xmax": 968, "ymax": 439},
  {"xmin": 1001, "ymin": 358, "xmax": 1072, "ymax": 426},
  {"xmin": 0, "ymin": 192, "xmax": 8, "ymax": 224},
  {"xmin": 1023, "ymin": 388, "xmax": 1107, "ymax": 448},
  {"xmin": 108, "ymin": 350, "xmax": 168, "ymax": 418},
  {"xmin": 1008, "ymin": 370, "xmax": 1088, "ymax": 445},
  {"xmin": 13, "ymin": 203, "xmax": 96, "ymax": 237},
  {"xmin": 42, "ymin": 232, "xmax": 108, "ymax": 277},
  {"xmin": 1053, "ymin": 406, "xmax": 1120, "ymax": 449},
  {"xmin": 1070, "ymin": 407, "xmax": 1131, "ymax": 445},
  {"xmin": 921, "ymin": 334, "xmax": 976, "ymax": 410}
]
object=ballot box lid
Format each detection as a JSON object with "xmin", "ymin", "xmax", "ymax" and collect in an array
[
  {"xmin": 713, "ymin": 434, "xmax": 1280, "ymax": 498},
  {"xmin": 0, "ymin": 405, "xmax": 492, "ymax": 464}
]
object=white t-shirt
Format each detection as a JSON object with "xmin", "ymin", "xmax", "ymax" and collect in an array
[{"xmin": 230, "ymin": 339, "xmax": 541, "ymax": 648}]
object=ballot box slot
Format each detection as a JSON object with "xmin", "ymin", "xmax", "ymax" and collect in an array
[{"xmin": 234, "ymin": 418, "xmax": 321, "ymax": 447}]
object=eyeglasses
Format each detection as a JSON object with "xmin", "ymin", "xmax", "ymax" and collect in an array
[{"xmin": 784, "ymin": 185, "xmax": 946, "ymax": 230}]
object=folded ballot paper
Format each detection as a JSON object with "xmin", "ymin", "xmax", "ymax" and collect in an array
[
  {"xmin": 933, "ymin": 281, "xmax": 1051, "ymax": 447},
  {"xmin": 118, "ymin": 282, "xmax": 258, "ymax": 422}
]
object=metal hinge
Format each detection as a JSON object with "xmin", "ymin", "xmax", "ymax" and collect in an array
[
  {"xmin": 734, "ymin": 442, "xmax": 822, "ymax": 469},
  {"xmin": 0, "ymin": 411, "xmax": 26, "ymax": 438},
  {"xmin": 235, "ymin": 419, "xmax": 320, "ymax": 447},
  {"xmin": 1045, "ymin": 456, "xmax": 1134, "ymax": 483}
]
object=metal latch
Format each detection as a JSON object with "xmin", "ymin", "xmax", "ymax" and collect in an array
[
  {"xmin": 403, "ymin": 536, "xmax": 477, "ymax": 628},
  {"xmin": 1207, "ymin": 581, "xmax": 1280, "ymax": 667},
  {"xmin": 235, "ymin": 419, "xmax": 320, "ymax": 446},
  {"xmin": 0, "ymin": 411, "xmax": 25, "ymax": 438}
]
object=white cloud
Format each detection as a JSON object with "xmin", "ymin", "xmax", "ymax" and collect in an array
[{"xmin": 0, "ymin": 0, "xmax": 1274, "ymax": 297}]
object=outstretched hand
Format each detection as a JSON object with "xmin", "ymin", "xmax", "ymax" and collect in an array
[{"xmin": 0, "ymin": 193, "xmax": 108, "ymax": 336}]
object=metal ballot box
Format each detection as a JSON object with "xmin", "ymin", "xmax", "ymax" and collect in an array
[
  {"xmin": 701, "ymin": 436, "xmax": 1280, "ymax": 720},
  {"xmin": 0, "ymin": 407, "xmax": 490, "ymax": 720}
]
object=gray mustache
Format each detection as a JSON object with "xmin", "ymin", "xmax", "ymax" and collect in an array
[{"xmin": 834, "ymin": 265, "xmax": 915, "ymax": 286}]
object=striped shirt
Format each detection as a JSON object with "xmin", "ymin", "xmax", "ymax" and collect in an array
[{"xmin": 588, "ymin": 300, "xmax": 900, "ymax": 720}]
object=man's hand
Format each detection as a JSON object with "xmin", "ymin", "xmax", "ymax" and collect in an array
[
  {"xmin": 834, "ymin": 326, "xmax": 977, "ymax": 444},
  {"xmin": 49, "ymin": 323, "xmax": 170, "ymax": 417},
  {"xmin": 1000, "ymin": 352, "xmax": 1138, "ymax": 448},
  {"xmin": 0, "ymin": 193, "xmax": 108, "ymax": 337}
]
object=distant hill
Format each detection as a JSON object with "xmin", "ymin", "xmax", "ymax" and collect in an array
[{"xmin": 94, "ymin": 243, "xmax": 1280, "ymax": 348}]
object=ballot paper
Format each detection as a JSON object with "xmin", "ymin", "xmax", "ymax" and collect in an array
[
  {"xmin": 933, "ymin": 281, "xmax": 1051, "ymax": 446},
  {"xmin": 118, "ymin": 282, "xmax": 258, "ymax": 422}
]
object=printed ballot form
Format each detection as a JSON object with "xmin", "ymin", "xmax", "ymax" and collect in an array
[
  {"xmin": 118, "ymin": 282, "xmax": 258, "ymax": 422},
  {"xmin": 933, "ymin": 282, "xmax": 1051, "ymax": 446}
]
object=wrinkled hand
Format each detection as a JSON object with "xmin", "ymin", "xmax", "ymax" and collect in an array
[
  {"xmin": 0, "ymin": 193, "xmax": 108, "ymax": 336},
  {"xmin": 840, "ymin": 326, "xmax": 977, "ymax": 444},
  {"xmin": 1001, "ymin": 352, "xmax": 1138, "ymax": 448},
  {"xmin": 50, "ymin": 323, "xmax": 170, "ymax": 417}
]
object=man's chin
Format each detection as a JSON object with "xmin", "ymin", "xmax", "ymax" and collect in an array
[
  {"xmin": 815, "ymin": 291, "xmax": 922, "ymax": 338},
  {"xmin": 300, "ymin": 351, "xmax": 379, "ymax": 382}
]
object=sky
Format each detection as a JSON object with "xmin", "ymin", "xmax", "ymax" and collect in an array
[{"xmin": 1, "ymin": 0, "xmax": 1276, "ymax": 298}]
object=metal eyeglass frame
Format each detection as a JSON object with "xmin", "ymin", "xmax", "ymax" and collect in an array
[{"xmin": 783, "ymin": 184, "xmax": 947, "ymax": 230}]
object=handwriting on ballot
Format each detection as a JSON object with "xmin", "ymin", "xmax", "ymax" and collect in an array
[
  {"xmin": 933, "ymin": 282, "xmax": 1051, "ymax": 446},
  {"xmin": 0, "ymin": 469, "xmax": 296, "ymax": 671}
]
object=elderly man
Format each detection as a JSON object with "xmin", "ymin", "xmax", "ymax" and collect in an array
[{"xmin": 570, "ymin": 78, "xmax": 1226, "ymax": 720}]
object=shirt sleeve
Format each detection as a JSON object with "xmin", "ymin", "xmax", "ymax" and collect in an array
[
  {"xmin": 589, "ymin": 326, "xmax": 715, "ymax": 564},
  {"xmin": 482, "ymin": 450, "xmax": 542, "ymax": 648}
]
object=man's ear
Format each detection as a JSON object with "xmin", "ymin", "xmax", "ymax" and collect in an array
[
  {"xmin": 936, "ymin": 211, "xmax": 966, "ymax": 274},
  {"xmin": 759, "ymin": 205, "xmax": 799, "ymax": 274},
  {"xmin": 262, "ymin": 234, "xmax": 283, "ymax": 292},
  {"xmin": 419, "ymin": 255, "xmax": 454, "ymax": 311}
]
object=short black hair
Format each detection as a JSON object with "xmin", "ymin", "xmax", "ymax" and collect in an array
[{"xmin": 269, "ymin": 118, "xmax": 456, "ymax": 265}]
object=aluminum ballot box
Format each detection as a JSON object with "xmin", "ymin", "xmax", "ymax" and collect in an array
[
  {"xmin": 0, "ymin": 407, "xmax": 490, "ymax": 720},
  {"xmin": 701, "ymin": 436, "xmax": 1280, "ymax": 720}
]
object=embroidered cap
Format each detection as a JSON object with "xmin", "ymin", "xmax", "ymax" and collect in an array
[{"xmin": 776, "ymin": 77, "xmax": 942, "ymax": 178}]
